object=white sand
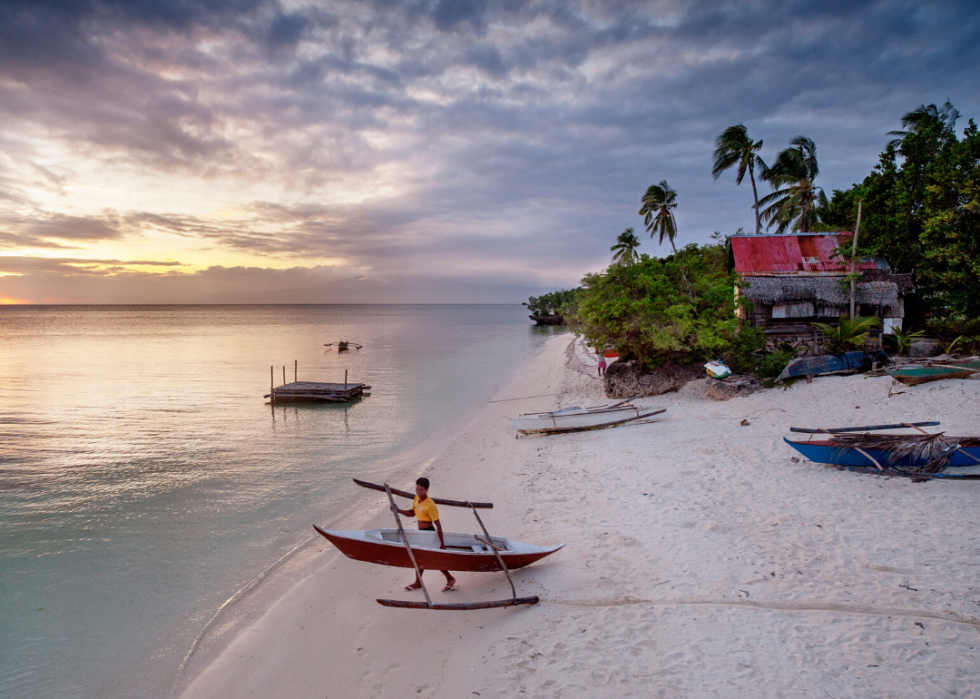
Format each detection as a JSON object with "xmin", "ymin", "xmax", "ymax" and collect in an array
[{"xmin": 178, "ymin": 334, "xmax": 980, "ymax": 698}]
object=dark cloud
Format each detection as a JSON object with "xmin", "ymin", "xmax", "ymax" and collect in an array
[{"xmin": 0, "ymin": 0, "xmax": 978, "ymax": 301}]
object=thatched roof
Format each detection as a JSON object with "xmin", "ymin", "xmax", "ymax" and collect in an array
[{"xmin": 740, "ymin": 276, "xmax": 900, "ymax": 308}]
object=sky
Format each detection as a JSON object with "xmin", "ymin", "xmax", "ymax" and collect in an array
[{"xmin": 0, "ymin": 0, "xmax": 977, "ymax": 304}]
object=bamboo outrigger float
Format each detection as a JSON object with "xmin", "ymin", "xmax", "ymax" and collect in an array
[{"xmin": 313, "ymin": 479, "xmax": 560, "ymax": 610}]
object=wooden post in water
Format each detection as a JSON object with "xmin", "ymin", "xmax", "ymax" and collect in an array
[
  {"xmin": 345, "ymin": 369, "xmax": 348, "ymax": 391},
  {"xmin": 270, "ymin": 366, "xmax": 274, "ymax": 404},
  {"xmin": 294, "ymin": 359, "xmax": 297, "ymax": 382},
  {"xmin": 283, "ymin": 366, "xmax": 286, "ymax": 386}
]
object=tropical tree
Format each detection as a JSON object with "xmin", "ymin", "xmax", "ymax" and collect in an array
[
  {"xmin": 639, "ymin": 180, "xmax": 678, "ymax": 252},
  {"xmin": 610, "ymin": 227, "xmax": 641, "ymax": 266},
  {"xmin": 712, "ymin": 124, "xmax": 766, "ymax": 235},
  {"xmin": 758, "ymin": 136, "xmax": 823, "ymax": 233},
  {"xmin": 887, "ymin": 101, "xmax": 960, "ymax": 150}
]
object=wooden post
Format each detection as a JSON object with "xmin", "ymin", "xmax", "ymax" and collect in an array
[
  {"xmin": 283, "ymin": 366, "xmax": 286, "ymax": 386},
  {"xmin": 850, "ymin": 199, "xmax": 862, "ymax": 320},
  {"xmin": 345, "ymin": 369, "xmax": 348, "ymax": 391},
  {"xmin": 294, "ymin": 359, "xmax": 297, "ymax": 383},
  {"xmin": 270, "ymin": 366, "xmax": 274, "ymax": 404}
]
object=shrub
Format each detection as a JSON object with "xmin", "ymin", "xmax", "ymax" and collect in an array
[
  {"xmin": 811, "ymin": 315, "xmax": 878, "ymax": 354},
  {"xmin": 759, "ymin": 349, "xmax": 796, "ymax": 379},
  {"xmin": 568, "ymin": 243, "xmax": 763, "ymax": 367},
  {"xmin": 885, "ymin": 326, "xmax": 925, "ymax": 356}
]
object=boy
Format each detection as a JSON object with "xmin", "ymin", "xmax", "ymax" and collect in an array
[{"xmin": 390, "ymin": 477, "xmax": 458, "ymax": 593}]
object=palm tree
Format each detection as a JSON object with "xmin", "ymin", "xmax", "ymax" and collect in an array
[
  {"xmin": 712, "ymin": 124, "xmax": 765, "ymax": 235},
  {"xmin": 639, "ymin": 180, "xmax": 678, "ymax": 252},
  {"xmin": 758, "ymin": 136, "xmax": 822, "ymax": 234},
  {"xmin": 887, "ymin": 100, "xmax": 959, "ymax": 149},
  {"xmin": 610, "ymin": 227, "xmax": 641, "ymax": 266}
]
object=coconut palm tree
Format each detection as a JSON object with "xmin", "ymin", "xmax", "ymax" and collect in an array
[
  {"xmin": 887, "ymin": 100, "xmax": 959, "ymax": 149},
  {"xmin": 712, "ymin": 124, "xmax": 765, "ymax": 235},
  {"xmin": 639, "ymin": 180, "xmax": 678, "ymax": 252},
  {"xmin": 758, "ymin": 136, "xmax": 822, "ymax": 234},
  {"xmin": 610, "ymin": 227, "xmax": 641, "ymax": 266}
]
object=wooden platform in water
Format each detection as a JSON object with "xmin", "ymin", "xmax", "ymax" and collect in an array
[{"xmin": 265, "ymin": 381, "xmax": 371, "ymax": 403}]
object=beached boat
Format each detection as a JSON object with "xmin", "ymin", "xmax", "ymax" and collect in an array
[
  {"xmin": 886, "ymin": 365, "xmax": 978, "ymax": 385},
  {"xmin": 319, "ymin": 479, "xmax": 556, "ymax": 610},
  {"xmin": 508, "ymin": 403, "xmax": 674, "ymax": 435},
  {"xmin": 314, "ymin": 526, "xmax": 564, "ymax": 572},
  {"xmin": 784, "ymin": 421, "xmax": 980, "ymax": 479},
  {"xmin": 784, "ymin": 437, "xmax": 980, "ymax": 469},
  {"xmin": 776, "ymin": 350, "xmax": 890, "ymax": 383}
]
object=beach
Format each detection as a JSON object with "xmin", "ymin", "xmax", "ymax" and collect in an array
[{"xmin": 178, "ymin": 333, "xmax": 980, "ymax": 698}]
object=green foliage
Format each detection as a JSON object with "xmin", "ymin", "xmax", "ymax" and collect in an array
[
  {"xmin": 939, "ymin": 335, "xmax": 966, "ymax": 355},
  {"xmin": 811, "ymin": 315, "xmax": 878, "ymax": 354},
  {"xmin": 836, "ymin": 103, "xmax": 980, "ymax": 323},
  {"xmin": 568, "ymin": 243, "xmax": 762, "ymax": 368},
  {"xmin": 885, "ymin": 326, "xmax": 925, "ymax": 355},
  {"xmin": 525, "ymin": 288, "xmax": 581, "ymax": 318},
  {"xmin": 758, "ymin": 349, "xmax": 796, "ymax": 379}
]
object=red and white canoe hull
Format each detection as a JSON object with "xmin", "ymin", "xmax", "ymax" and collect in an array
[{"xmin": 314, "ymin": 526, "xmax": 563, "ymax": 572}]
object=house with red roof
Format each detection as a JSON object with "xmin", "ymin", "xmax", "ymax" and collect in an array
[{"xmin": 729, "ymin": 232, "xmax": 913, "ymax": 354}]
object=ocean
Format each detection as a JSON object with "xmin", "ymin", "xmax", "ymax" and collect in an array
[{"xmin": 0, "ymin": 305, "xmax": 563, "ymax": 698}]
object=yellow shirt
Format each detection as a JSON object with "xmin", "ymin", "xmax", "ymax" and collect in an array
[{"xmin": 412, "ymin": 496, "xmax": 439, "ymax": 523}]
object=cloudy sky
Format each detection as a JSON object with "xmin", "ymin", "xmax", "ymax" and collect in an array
[{"xmin": 0, "ymin": 0, "xmax": 977, "ymax": 303}]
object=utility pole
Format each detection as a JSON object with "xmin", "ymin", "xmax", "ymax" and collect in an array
[{"xmin": 849, "ymin": 200, "xmax": 862, "ymax": 320}]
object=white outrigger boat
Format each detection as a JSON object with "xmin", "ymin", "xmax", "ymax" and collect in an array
[{"xmin": 508, "ymin": 401, "xmax": 674, "ymax": 436}]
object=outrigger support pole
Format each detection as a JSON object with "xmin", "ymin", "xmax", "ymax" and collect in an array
[
  {"xmin": 385, "ymin": 483, "xmax": 433, "ymax": 609},
  {"xmin": 468, "ymin": 502, "xmax": 517, "ymax": 603}
]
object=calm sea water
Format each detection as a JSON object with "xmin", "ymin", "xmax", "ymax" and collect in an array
[{"xmin": 0, "ymin": 305, "xmax": 562, "ymax": 699}]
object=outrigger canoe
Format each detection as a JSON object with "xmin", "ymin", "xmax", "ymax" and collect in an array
[
  {"xmin": 314, "ymin": 526, "xmax": 563, "ymax": 572},
  {"xmin": 315, "ymin": 479, "xmax": 560, "ymax": 610},
  {"xmin": 886, "ymin": 365, "xmax": 978, "ymax": 385},
  {"xmin": 784, "ymin": 437, "xmax": 980, "ymax": 469},
  {"xmin": 508, "ymin": 403, "xmax": 674, "ymax": 435},
  {"xmin": 784, "ymin": 421, "xmax": 980, "ymax": 479}
]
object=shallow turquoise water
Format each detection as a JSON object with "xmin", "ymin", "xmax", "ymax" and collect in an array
[{"xmin": 0, "ymin": 305, "xmax": 563, "ymax": 698}]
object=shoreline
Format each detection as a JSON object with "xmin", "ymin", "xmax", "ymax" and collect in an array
[
  {"xmin": 173, "ymin": 332, "xmax": 572, "ymax": 695},
  {"xmin": 179, "ymin": 334, "xmax": 980, "ymax": 698}
]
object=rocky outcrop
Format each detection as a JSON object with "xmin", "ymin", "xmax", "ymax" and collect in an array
[
  {"xmin": 706, "ymin": 375, "xmax": 761, "ymax": 401},
  {"xmin": 529, "ymin": 314, "xmax": 565, "ymax": 326},
  {"xmin": 909, "ymin": 338, "xmax": 939, "ymax": 358},
  {"xmin": 603, "ymin": 360, "xmax": 702, "ymax": 398}
]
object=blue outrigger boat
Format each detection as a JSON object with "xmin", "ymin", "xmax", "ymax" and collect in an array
[{"xmin": 785, "ymin": 422, "xmax": 980, "ymax": 479}]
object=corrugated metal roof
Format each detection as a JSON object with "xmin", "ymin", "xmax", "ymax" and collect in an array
[{"xmin": 730, "ymin": 233, "xmax": 890, "ymax": 275}]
